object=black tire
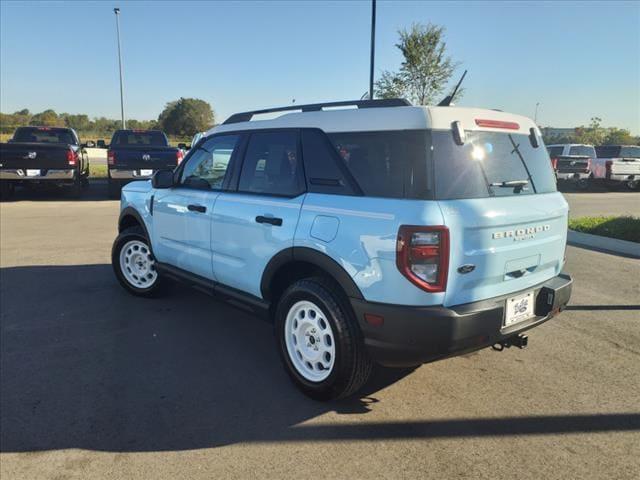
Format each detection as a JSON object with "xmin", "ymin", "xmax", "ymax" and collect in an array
[
  {"xmin": 108, "ymin": 179, "xmax": 121, "ymax": 199},
  {"xmin": 111, "ymin": 226, "xmax": 164, "ymax": 297},
  {"xmin": 0, "ymin": 182, "xmax": 14, "ymax": 200},
  {"xmin": 275, "ymin": 277, "xmax": 373, "ymax": 401}
]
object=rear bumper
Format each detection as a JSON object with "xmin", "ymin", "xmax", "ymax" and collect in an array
[
  {"xmin": 606, "ymin": 173, "xmax": 637, "ymax": 183},
  {"xmin": 0, "ymin": 169, "xmax": 76, "ymax": 182},
  {"xmin": 351, "ymin": 273, "xmax": 573, "ymax": 367},
  {"xmin": 557, "ymin": 172, "xmax": 590, "ymax": 181},
  {"xmin": 109, "ymin": 168, "xmax": 155, "ymax": 180}
]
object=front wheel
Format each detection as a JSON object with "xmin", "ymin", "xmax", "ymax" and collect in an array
[
  {"xmin": 275, "ymin": 278, "xmax": 373, "ymax": 400},
  {"xmin": 111, "ymin": 226, "xmax": 164, "ymax": 297}
]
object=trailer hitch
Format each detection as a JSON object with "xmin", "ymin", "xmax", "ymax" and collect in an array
[{"xmin": 492, "ymin": 334, "xmax": 528, "ymax": 351}]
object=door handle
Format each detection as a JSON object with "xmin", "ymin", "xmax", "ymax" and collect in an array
[
  {"xmin": 187, "ymin": 204, "xmax": 207, "ymax": 213},
  {"xmin": 255, "ymin": 215, "xmax": 283, "ymax": 226}
]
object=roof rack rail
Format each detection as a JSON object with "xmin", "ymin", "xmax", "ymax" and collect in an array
[{"xmin": 222, "ymin": 98, "xmax": 411, "ymax": 124}]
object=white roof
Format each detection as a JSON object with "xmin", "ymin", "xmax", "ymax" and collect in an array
[{"xmin": 208, "ymin": 105, "xmax": 538, "ymax": 136}]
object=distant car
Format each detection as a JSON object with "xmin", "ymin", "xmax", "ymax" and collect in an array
[
  {"xmin": 592, "ymin": 145, "xmax": 640, "ymax": 190},
  {"xmin": 0, "ymin": 126, "xmax": 90, "ymax": 199},
  {"xmin": 546, "ymin": 144, "xmax": 595, "ymax": 189},
  {"xmin": 107, "ymin": 129, "xmax": 184, "ymax": 198}
]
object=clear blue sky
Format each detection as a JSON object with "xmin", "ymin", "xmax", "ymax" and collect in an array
[{"xmin": 1, "ymin": 0, "xmax": 639, "ymax": 132}]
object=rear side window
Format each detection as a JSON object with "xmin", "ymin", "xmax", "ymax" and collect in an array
[
  {"xmin": 432, "ymin": 131, "xmax": 557, "ymax": 199},
  {"xmin": 113, "ymin": 131, "xmax": 168, "ymax": 147},
  {"xmin": 238, "ymin": 131, "xmax": 303, "ymax": 196},
  {"xmin": 569, "ymin": 145, "xmax": 595, "ymax": 157},
  {"xmin": 301, "ymin": 129, "xmax": 357, "ymax": 195},
  {"xmin": 547, "ymin": 146, "xmax": 564, "ymax": 158},
  {"xmin": 326, "ymin": 130, "xmax": 430, "ymax": 199}
]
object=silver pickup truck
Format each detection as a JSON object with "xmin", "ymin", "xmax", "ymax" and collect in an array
[{"xmin": 593, "ymin": 145, "xmax": 640, "ymax": 190}]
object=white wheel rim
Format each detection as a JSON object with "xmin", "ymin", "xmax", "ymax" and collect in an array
[
  {"xmin": 119, "ymin": 240, "xmax": 158, "ymax": 289},
  {"xmin": 284, "ymin": 300, "xmax": 336, "ymax": 382}
]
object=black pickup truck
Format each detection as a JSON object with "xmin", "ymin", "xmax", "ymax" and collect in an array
[
  {"xmin": 107, "ymin": 129, "xmax": 183, "ymax": 198},
  {"xmin": 0, "ymin": 126, "xmax": 90, "ymax": 199}
]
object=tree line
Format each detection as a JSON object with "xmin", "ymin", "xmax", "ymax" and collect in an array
[
  {"xmin": 542, "ymin": 117, "xmax": 639, "ymax": 146},
  {"xmin": 0, "ymin": 98, "xmax": 215, "ymax": 139}
]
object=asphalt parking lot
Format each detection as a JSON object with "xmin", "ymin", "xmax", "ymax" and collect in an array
[{"xmin": 1, "ymin": 187, "xmax": 639, "ymax": 479}]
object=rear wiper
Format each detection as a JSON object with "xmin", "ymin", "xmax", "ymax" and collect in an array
[
  {"xmin": 489, "ymin": 180, "xmax": 529, "ymax": 193},
  {"xmin": 489, "ymin": 180, "xmax": 529, "ymax": 187}
]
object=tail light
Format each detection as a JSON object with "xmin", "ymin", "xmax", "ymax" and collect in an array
[
  {"xmin": 586, "ymin": 158, "xmax": 591, "ymax": 171},
  {"xmin": 475, "ymin": 119, "xmax": 520, "ymax": 130},
  {"xmin": 396, "ymin": 226, "xmax": 449, "ymax": 293},
  {"xmin": 176, "ymin": 150, "xmax": 184, "ymax": 165},
  {"xmin": 66, "ymin": 149, "xmax": 78, "ymax": 166},
  {"xmin": 551, "ymin": 158, "xmax": 558, "ymax": 170},
  {"xmin": 605, "ymin": 160, "xmax": 612, "ymax": 178},
  {"xmin": 108, "ymin": 150, "xmax": 116, "ymax": 166}
]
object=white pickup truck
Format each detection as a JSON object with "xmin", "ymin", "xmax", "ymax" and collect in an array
[
  {"xmin": 547, "ymin": 144, "xmax": 595, "ymax": 189},
  {"xmin": 593, "ymin": 145, "xmax": 640, "ymax": 190}
]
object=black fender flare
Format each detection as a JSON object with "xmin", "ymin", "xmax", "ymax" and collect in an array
[
  {"xmin": 261, "ymin": 247, "xmax": 364, "ymax": 301},
  {"xmin": 118, "ymin": 207, "xmax": 151, "ymax": 241}
]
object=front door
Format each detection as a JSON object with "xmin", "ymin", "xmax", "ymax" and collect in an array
[
  {"xmin": 152, "ymin": 134, "xmax": 242, "ymax": 280},
  {"xmin": 211, "ymin": 130, "xmax": 305, "ymax": 298}
]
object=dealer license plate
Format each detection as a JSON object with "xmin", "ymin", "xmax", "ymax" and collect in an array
[
  {"xmin": 26, "ymin": 169, "xmax": 41, "ymax": 177},
  {"xmin": 504, "ymin": 291, "xmax": 535, "ymax": 327},
  {"xmin": 139, "ymin": 169, "xmax": 153, "ymax": 176}
]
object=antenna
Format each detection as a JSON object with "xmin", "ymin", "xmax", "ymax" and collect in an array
[{"xmin": 438, "ymin": 70, "xmax": 467, "ymax": 107}]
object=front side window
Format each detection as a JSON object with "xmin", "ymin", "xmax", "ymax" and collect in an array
[
  {"xmin": 238, "ymin": 131, "xmax": 302, "ymax": 196},
  {"xmin": 180, "ymin": 134, "xmax": 239, "ymax": 190}
]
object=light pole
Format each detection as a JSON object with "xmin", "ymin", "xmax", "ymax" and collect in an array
[
  {"xmin": 114, "ymin": 7, "xmax": 126, "ymax": 129},
  {"xmin": 534, "ymin": 102, "xmax": 540, "ymax": 125},
  {"xmin": 369, "ymin": 0, "xmax": 376, "ymax": 100}
]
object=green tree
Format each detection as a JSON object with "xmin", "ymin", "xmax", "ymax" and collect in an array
[
  {"xmin": 157, "ymin": 98, "xmax": 214, "ymax": 136},
  {"xmin": 602, "ymin": 128, "xmax": 636, "ymax": 145},
  {"xmin": 64, "ymin": 114, "xmax": 90, "ymax": 131},
  {"xmin": 375, "ymin": 23, "xmax": 460, "ymax": 105},
  {"xmin": 29, "ymin": 109, "xmax": 63, "ymax": 127},
  {"xmin": 574, "ymin": 117, "xmax": 605, "ymax": 145}
]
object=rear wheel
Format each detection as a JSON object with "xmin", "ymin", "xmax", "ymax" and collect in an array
[
  {"xmin": 108, "ymin": 179, "xmax": 121, "ymax": 199},
  {"xmin": 275, "ymin": 278, "xmax": 373, "ymax": 400},
  {"xmin": 112, "ymin": 226, "xmax": 164, "ymax": 297},
  {"xmin": 626, "ymin": 179, "xmax": 638, "ymax": 190}
]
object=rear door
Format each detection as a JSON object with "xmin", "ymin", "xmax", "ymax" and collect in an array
[
  {"xmin": 432, "ymin": 129, "xmax": 567, "ymax": 307},
  {"xmin": 211, "ymin": 130, "xmax": 305, "ymax": 298}
]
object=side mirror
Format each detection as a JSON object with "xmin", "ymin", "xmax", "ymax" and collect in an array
[
  {"xmin": 151, "ymin": 169, "xmax": 175, "ymax": 189},
  {"xmin": 177, "ymin": 143, "xmax": 187, "ymax": 150},
  {"xmin": 97, "ymin": 139, "xmax": 107, "ymax": 149},
  {"xmin": 84, "ymin": 140, "xmax": 96, "ymax": 148}
]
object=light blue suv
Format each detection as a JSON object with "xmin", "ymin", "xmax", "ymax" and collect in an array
[{"xmin": 112, "ymin": 99, "xmax": 573, "ymax": 400}]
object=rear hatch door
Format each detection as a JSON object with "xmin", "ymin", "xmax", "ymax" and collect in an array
[{"xmin": 431, "ymin": 127, "xmax": 567, "ymax": 307}]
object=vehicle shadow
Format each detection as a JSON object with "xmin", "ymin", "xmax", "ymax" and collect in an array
[
  {"xmin": 0, "ymin": 264, "xmax": 415, "ymax": 453},
  {"xmin": 2, "ymin": 264, "xmax": 638, "ymax": 453}
]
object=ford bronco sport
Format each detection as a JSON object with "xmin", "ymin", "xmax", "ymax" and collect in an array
[{"xmin": 111, "ymin": 99, "xmax": 573, "ymax": 400}]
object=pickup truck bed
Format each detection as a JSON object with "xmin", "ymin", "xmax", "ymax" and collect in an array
[{"xmin": 0, "ymin": 127, "xmax": 89, "ymax": 198}]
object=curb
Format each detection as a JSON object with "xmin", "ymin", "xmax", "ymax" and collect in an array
[{"xmin": 568, "ymin": 230, "xmax": 640, "ymax": 259}]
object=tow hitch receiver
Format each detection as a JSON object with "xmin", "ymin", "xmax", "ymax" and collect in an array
[{"xmin": 492, "ymin": 334, "xmax": 529, "ymax": 351}]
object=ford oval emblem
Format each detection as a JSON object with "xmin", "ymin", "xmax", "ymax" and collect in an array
[{"xmin": 457, "ymin": 264, "xmax": 475, "ymax": 274}]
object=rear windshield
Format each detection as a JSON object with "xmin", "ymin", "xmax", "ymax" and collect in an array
[
  {"xmin": 596, "ymin": 146, "xmax": 640, "ymax": 158},
  {"xmin": 112, "ymin": 131, "xmax": 168, "ymax": 147},
  {"xmin": 568, "ymin": 145, "xmax": 596, "ymax": 157},
  {"xmin": 432, "ymin": 130, "xmax": 557, "ymax": 199},
  {"xmin": 12, "ymin": 127, "xmax": 76, "ymax": 145},
  {"xmin": 547, "ymin": 146, "xmax": 564, "ymax": 158}
]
